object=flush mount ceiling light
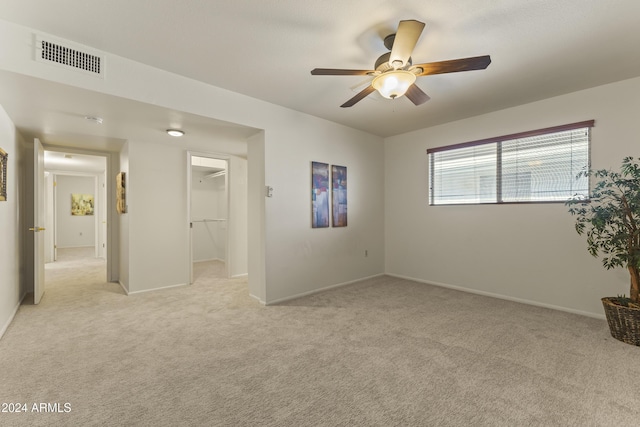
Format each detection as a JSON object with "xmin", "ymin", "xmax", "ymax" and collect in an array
[
  {"xmin": 166, "ymin": 129, "xmax": 185, "ymax": 137},
  {"xmin": 84, "ymin": 115, "xmax": 103, "ymax": 124}
]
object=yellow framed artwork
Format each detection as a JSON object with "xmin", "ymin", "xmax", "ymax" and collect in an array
[{"xmin": 71, "ymin": 193, "xmax": 94, "ymax": 216}]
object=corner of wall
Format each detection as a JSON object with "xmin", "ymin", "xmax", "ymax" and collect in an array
[
  {"xmin": 117, "ymin": 141, "xmax": 130, "ymax": 291},
  {"xmin": 0, "ymin": 103, "xmax": 27, "ymax": 339},
  {"xmin": 247, "ymin": 131, "xmax": 266, "ymax": 302}
]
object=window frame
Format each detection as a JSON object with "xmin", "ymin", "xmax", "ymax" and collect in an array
[{"xmin": 427, "ymin": 120, "xmax": 594, "ymax": 206}]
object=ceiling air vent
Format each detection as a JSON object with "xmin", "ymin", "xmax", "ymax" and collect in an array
[{"xmin": 35, "ymin": 35, "xmax": 105, "ymax": 78}]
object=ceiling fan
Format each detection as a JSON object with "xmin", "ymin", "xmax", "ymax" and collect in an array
[{"xmin": 311, "ymin": 20, "xmax": 491, "ymax": 108}]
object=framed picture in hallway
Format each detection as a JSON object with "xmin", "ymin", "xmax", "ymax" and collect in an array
[
  {"xmin": 116, "ymin": 172, "xmax": 127, "ymax": 214},
  {"xmin": 0, "ymin": 147, "xmax": 6, "ymax": 202},
  {"xmin": 331, "ymin": 165, "xmax": 347, "ymax": 227},
  {"xmin": 311, "ymin": 161, "xmax": 329, "ymax": 228},
  {"xmin": 71, "ymin": 193, "xmax": 94, "ymax": 216}
]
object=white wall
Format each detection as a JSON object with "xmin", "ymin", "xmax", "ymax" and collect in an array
[
  {"xmin": 0, "ymin": 104, "xmax": 25, "ymax": 339},
  {"xmin": 126, "ymin": 139, "xmax": 252, "ymax": 293},
  {"xmin": 215, "ymin": 174, "xmax": 227, "ymax": 261},
  {"xmin": 228, "ymin": 156, "xmax": 248, "ymax": 278},
  {"xmin": 247, "ymin": 132, "xmax": 266, "ymax": 302},
  {"xmin": 97, "ymin": 171, "xmax": 106, "ymax": 259},
  {"xmin": 106, "ymin": 152, "xmax": 120, "ymax": 282},
  {"xmin": 0, "ymin": 19, "xmax": 385, "ymax": 301},
  {"xmin": 127, "ymin": 140, "xmax": 187, "ymax": 292},
  {"xmin": 44, "ymin": 172, "xmax": 54, "ymax": 262},
  {"xmin": 263, "ymin": 121, "xmax": 385, "ymax": 303},
  {"xmin": 55, "ymin": 175, "xmax": 96, "ymax": 248},
  {"xmin": 191, "ymin": 169, "xmax": 225, "ymax": 262},
  {"xmin": 385, "ymin": 76, "xmax": 640, "ymax": 318},
  {"xmin": 120, "ymin": 122, "xmax": 383, "ymax": 299},
  {"xmin": 118, "ymin": 142, "xmax": 130, "ymax": 292}
]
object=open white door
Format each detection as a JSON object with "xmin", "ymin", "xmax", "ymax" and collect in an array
[{"xmin": 31, "ymin": 139, "xmax": 45, "ymax": 304}]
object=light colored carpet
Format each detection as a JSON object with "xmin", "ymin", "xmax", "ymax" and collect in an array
[{"xmin": 1, "ymin": 248, "xmax": 639, "ymax": 426}]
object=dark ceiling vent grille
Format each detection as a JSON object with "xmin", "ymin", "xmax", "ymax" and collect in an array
[
  {"xmin": 34, "ymin": 35, "xmax": 104, "ymax": 78},
  {"xmin": 41, "ymin": 40, "xmax": 101, "ymax": 74}
]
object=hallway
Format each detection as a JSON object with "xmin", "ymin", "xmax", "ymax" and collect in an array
[
  {"xmin": 0, "ymin": 246, "xmax": 254, "ymax": 426},
  {"xmin": 43, "ymin": 247, "xmax": 113, "ymax": 302}
]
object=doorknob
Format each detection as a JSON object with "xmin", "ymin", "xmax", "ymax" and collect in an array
[{"xmin": 28, "ymin": 227, "xmax": 46, "ymax": 232}]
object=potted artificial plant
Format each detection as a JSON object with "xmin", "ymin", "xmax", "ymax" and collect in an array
[{"xmin": 566, "ymin": 156, "xmax": 640, "ymax": 346}]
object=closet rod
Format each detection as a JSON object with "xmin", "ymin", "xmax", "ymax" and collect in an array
[{"xmin": 204, "ymin": 171, "xmax": 226, "ymax": 179}]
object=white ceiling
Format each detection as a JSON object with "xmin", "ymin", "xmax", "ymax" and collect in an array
[
  {"xmin": 1, "ymin": 0, "xmax": 640, "ymax": 150},
  {"xmin": 0, "ymin": 70, "xmax": 259, "ymax": 155},
  {"xmin": 44, "ymin": 151, "xmax": 106, "ymax": 174}
]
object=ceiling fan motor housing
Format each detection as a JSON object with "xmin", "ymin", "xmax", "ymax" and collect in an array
[
  {"xmin": 383, "ymin": 33, "xmax": 396, "ymax": 50},
  {"xmin": 375, "ymin": 52, "xmax": 412, "ymax": 72}
]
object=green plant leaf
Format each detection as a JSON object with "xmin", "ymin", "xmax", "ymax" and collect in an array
[{"xmin": 567, "ymin": 157, "xmax": 640, "ymax": 303}]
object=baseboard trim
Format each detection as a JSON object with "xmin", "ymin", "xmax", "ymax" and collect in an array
[
  {"xmin": 249, "ymin": 293, "xmax": 266, "ymax": 305},
  {"xmin": 0, "ymin": 292, "xmax": 27, "ymax": 341},
  {"xmin": 193, "ymin": 258, "xmax": 225, "ymax": 263},
  {"xmin": 266, "ymin": 273, "xmax": 385, "ymax": 306},
  {"xmin": 386, "ymin": 273, "xmax": 606, "ymax": 320},
  {"xmin": 118, "ymin": 281, "xmax": 129, "ymax": 296},
  {"xmin": 127, "ymin": 282, "xmax": 188, "ymax": 295},
  {"xmin": 232, "ymin": 273, "xmax": 248, "ymax": 279}
]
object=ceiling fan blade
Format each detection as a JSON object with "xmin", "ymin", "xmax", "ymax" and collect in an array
[
  {"xmin": 405, "ymin": 84, "xmax": 430, "ymax": 106},
  {"xmin": 340, "ymin": 85, "xmax": 376, "ymax": 108},
  {"xmin": 389, "ymin": 20, "xmax": 426, "ymax": 68},
  {"xmin": 311, "ymin": 68, "xmax": 374, "ymax": 76},
  {"xmin": 412, "ymin": 55, "xmax": 491, "ymax": 76}
]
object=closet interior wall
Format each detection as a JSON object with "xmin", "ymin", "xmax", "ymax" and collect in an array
[{"xmin": 191, "ymin": 169, "xmax": 227, "ymax": 263}]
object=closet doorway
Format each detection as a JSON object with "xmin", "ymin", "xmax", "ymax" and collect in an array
[{"xmin": 188, "ymin": 153, "xmax": 229, "ymax": 283}]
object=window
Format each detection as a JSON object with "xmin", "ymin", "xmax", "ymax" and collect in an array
[{"xmin": 427, "ymin": 120, "xmax": 593, "ymax": 205}]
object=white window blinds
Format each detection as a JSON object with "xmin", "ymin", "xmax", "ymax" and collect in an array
[
  {"xmin": 428, "ymin": 121, "xmax": 593, "ymax": 205},
  {"xmin": 430, "ymin": 144, "xmax": 497, "ymax": 204}
]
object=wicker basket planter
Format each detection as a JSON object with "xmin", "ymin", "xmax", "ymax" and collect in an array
[{"xmin": 602, "ymin": 297, "xmax": 640, "ymax": 346}]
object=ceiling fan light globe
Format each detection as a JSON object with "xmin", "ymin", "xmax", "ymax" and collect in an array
[{"xmin": 372, "ymin": 70, "xmax": 416, "ymax": 99}]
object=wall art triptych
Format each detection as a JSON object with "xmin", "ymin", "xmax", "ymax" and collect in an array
[{"xmin": 311, "ymin": 161, "xmax": 347, "ymax": 228}]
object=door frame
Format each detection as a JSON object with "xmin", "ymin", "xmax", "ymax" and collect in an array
[
  {"xmin": 44, "ymin": 171, "xmax": 55, "ymax": 263},
  {"xmin": 38, "ymin": 147, "xmax": 117, "ymax": 283},
  {"xmin": 186, "ymin": 150, "xmax": 231, "ymax": 284},
  {"xmin": 32, "ymin": 139, "xmax": 45, "ymax": 304},
  {"xmin": 48, "ymin": 171, "xmax": 99, "ymax": 256}
]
